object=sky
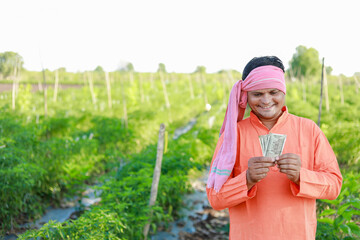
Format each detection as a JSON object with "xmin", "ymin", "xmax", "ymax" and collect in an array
[{"xmin": 1, "ymin": 0, "xmax": 359, "ymax": 76}]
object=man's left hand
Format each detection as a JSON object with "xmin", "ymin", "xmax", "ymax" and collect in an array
[{"xmin": 276, "ymin": 153, "xmax": 301, "ymax": 185}]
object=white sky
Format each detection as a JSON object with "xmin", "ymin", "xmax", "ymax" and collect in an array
[{"xmin": 1, "ymin": 0, "xmax": 359, "ymax": 76}]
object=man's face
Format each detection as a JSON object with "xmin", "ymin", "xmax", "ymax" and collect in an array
[{"xmin": 247, "ymin": 88, "xmax": 285, "ymax": 121}]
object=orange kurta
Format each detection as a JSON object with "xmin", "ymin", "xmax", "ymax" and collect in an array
[{"xmin": 206, "ymin": 107, "xmax": 342, "ymax": 240}]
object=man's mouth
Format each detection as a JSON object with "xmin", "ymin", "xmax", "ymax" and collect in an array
[{"xmin": 259, "ymin": 104, "xmax": 275, "ymax": 109}]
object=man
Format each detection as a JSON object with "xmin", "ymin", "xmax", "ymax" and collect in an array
[{"xmin": 206, "ymin": 56, "xmax": 342, "ymax": 239}]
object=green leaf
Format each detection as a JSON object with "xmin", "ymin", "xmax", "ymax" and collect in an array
[
  {"xmin": 338, "ymin": 203, "xmax": 351, "ymax": 215},
  {"xmin": 350, "ymin": 199, "xmax": 360, "ymax": 209},
  {"xmin": 340, "ymin": 224, "xmax": 352, "ymax": 237},
  {"xmin": 334, "ymin": 215, "xmax": 345, "ymax": 228},
  {"xmin": 347, "ymin": 222, "xmax": 360, "ymax": 236},
  {"xmin": 342, "ymin": 209, "xmax": 355, "ymax": 221},
  {"xmin": 319, "ymin": 208, "xmax": 337, "ymax": 216},
  {"xmin": 317, "ymin": 217, "xmax": 334, "ymax": 225}
]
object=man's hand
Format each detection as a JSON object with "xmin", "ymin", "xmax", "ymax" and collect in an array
[
  {"xmin": 276, "ymin": 153, "xmax": 301, "ymax": 185},
  {"xmin": 246, "ymin": 157, "xmax": 275, "ymax": 190}
]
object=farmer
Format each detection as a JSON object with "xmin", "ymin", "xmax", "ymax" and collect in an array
[{"xmin": 206, "ymin": 56, "xmax": 342, "ymax": 239}]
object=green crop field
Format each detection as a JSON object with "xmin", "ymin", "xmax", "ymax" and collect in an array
[{"xmin": 0, "ymin": 70, "xmax": 359, "ymax": 239}]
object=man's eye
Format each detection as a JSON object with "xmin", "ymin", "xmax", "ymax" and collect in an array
[
  {"xmin": 253, "ymin": 93, "xmax": 261, "ymax": 96},
  {"xmin": 270, "ymin": 91, "xmax": 279, "ymax": 95}
]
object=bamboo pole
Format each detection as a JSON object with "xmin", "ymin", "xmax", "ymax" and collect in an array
[
  {"xmin": 150, "ymin": 73, "xmax": 155, "ymax": 89},
  {"xmin": 53, "ymin": 69, "xmax": 59, "ymax": 102},
  {"xmin": 338, "ymin": 76, "xmax": 344, "ymax": 105},
  {"xmin": 323, "ymin": 65, "xmax": 330, "ymax": 112},
  {"xmin": 143, "ymin": 123, "xmax": 166, "ymax": 240},
  {"xmin": 42, "ymin": 68, "xmax": 48, "ymax": 118},
  {"xmin": 139, "ymin": 74, "xmax": 144, "ymax": 103},
  {"xmin": 354, "ymin": 75, "xmax": 359, "ymax": 94},
  {"xmin": 200, "ymin": 72, "xmax": 208, "ymax": 106},
  {"xmin": 87, "ymin": 71, "xmax": 96, "ymax": 104},
  {"xmin": 38, "ymin": 77, "xmax": 43, "ymax": 92},
  {"xmin": 15, "ymin": 60, "xmax": 20, "ymax": 97},
  {"xmin": 121, "ymin": 75, "xmax": 128, "ymax": 128},
  {"xmin": 129, "ymin": 71, "xmax": 134, "ymax": 84},
  {"xmin": 105, "ymin": 71, "xmax": 112, "ymax": 109},
  {"xmin": 317, "ymin": 58, "xmax": 325, "ymax": 126},
  {"xmin": 11, "ymin": 61, "xmax": 18, "ymax": 110},
  {"xmin": 188, "ymin": 74, "xmax": 194, "ymax": 99},
  {"xmin": 159, "ymin": 71, "xmax": 170, "ymax": 109}
]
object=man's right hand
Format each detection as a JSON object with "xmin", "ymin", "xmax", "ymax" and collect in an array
[{"xmin": 246, "ymin": 156, "xmax": 275, "ymax": 190}]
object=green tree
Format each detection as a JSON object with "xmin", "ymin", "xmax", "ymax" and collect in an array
[
  {"xmin": 325, "ymin": 66, "xmax": 333, "ymax": 75},
  {"xmin": 57, "ymin": 67, "xmax": 66, "ymax": 73},
  {"xmin": 125, "ymin": 62, "xmax": 134, "ymax": 72},
  {"xmin": 289, "ymin": 46, "xmax": 321, "ymax": 78},
  {"xmin": 0, "ymin": 51, "xmax": 24, "ymax": 79},
  {"xmin": 118, "ymin": 62, "xmax": 134, "ymax": 72},
  {"xmin": 94, "ymin": 66, "xmax": 104, "ymax": 72},
  {"xmin": 157, "ymin": 63, "xmax": 166, "ymax": 73},
  {"xmin": 194, "ymin": 66, "xmax": 206, "ymax": 74}
]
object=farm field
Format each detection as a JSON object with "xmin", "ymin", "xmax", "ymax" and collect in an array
[{"xmin": 0, "ymin": 70, "xmax": 359, "ymax": 239}]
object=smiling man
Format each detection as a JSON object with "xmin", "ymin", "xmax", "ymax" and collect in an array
[{"xmin": 206, "ymin": 56, "xmax": 342, "ymax": 240}]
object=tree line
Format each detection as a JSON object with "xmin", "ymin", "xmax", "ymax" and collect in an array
[{"xmin": 0, "ymin": 46, "xmax": 355, "ymax": 81}]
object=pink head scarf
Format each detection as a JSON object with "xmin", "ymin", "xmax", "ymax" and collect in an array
[{"xmin": 207, "ymin": 65, "xmax": 286, "ymax": 192}]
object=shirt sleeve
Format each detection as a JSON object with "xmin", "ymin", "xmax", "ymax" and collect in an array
[
  {"xmin": 206, "ymin": 130, "xmax": 257, "ymax": 211},
  {"xmin": 290, "ymin": 126, "xmax": 343, "ymax": 200}
]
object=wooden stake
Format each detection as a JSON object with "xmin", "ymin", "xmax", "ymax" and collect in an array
[
  {"xmin": 53, "ymin": 69, "xmax": 59, "ymax": 102},
  {"xmin": 159, "ymin": 71, "xmax": 170, "ymax": 109},
  {"xmin": 354, "ymin": 75, "xmax": 359, "ymax": 94},
  {"xmin": 338, "ymin": 76, "xmax": 344, "ymax": 105},
  {"xmin": 129, "ymin": 71, "xmax": 134, "ymax": 84},
  {"xmin": 200, "ymin": 73, "xmax": 208, "ymax": 106},
  {"xmin": 105, "ymin": 71, "xmax": 112, "ymax": 109},
  {"xmin": 139, "ymin": 74, "xmax": 144, "ymax": 103},
  {"xmin": 317, "ymin": 58, "xmax": 325, "ymax": 127},
  {"xmin": 150, "ymin": 73, "xmax": 155, "ymax": 89},
  {"xmin": 121, "ymin": 76, "xmax": 128, "ymax": 128},
  {"xmin": 11, "ymin": 61, "xmax": 17, "ymax": 110},
  {"xmin": 323, "ymin": 65, "xmax": 330, "ymax": 112},
  {"xmin": 143, "ymin": 123, "xmax": 166, "ymax": 240},
  {"xmin": 42, "ymin": 68, "xmax": 48, "ymax": 118},
  {"xmin": 87, "ymin": 71, "xmax": 96, "ymax": 104}
]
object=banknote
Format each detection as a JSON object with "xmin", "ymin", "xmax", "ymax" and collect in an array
[{"xmin": 259, "ymin": 133, "xmax": 286, "ymax": 159}]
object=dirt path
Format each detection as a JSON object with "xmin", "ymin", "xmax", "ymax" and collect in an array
[
  {"xmin": 152, "ymin": 171, "xmax": 229, "ymax": 240},
  {"xmin": 0, "ymin": 83, "xmax": 83, "ymax": 93}
]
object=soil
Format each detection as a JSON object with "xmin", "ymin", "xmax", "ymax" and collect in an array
[
  {"xmin": 151, "ymin": 171, "xmax": 230, "ymax": 240},
  {"xmin": 0, "ymin": 83, "xmax": 83, "ymax": 93},
  {"xmin": 178, "ymin": 206, "xmax": 229, "ymax": 240}
]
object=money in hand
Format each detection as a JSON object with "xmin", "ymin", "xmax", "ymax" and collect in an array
[{"xmin": 259, "ymin": 133, "xmax": 286, "ymax": 159}]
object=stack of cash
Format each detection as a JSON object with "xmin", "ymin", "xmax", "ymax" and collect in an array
[{"xmin": 259, "ymin": 133, "xmax": 287, "ymax": 158}]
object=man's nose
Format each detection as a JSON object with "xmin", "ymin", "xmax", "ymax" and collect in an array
[{"xmin": 261, "ymin": 94, "xmax": 271, "ymax": 104}]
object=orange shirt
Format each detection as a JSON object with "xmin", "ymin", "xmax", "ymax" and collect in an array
[{"xmin": 206, "ymin": 107, "xmax": 342, "ymax": 240}]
